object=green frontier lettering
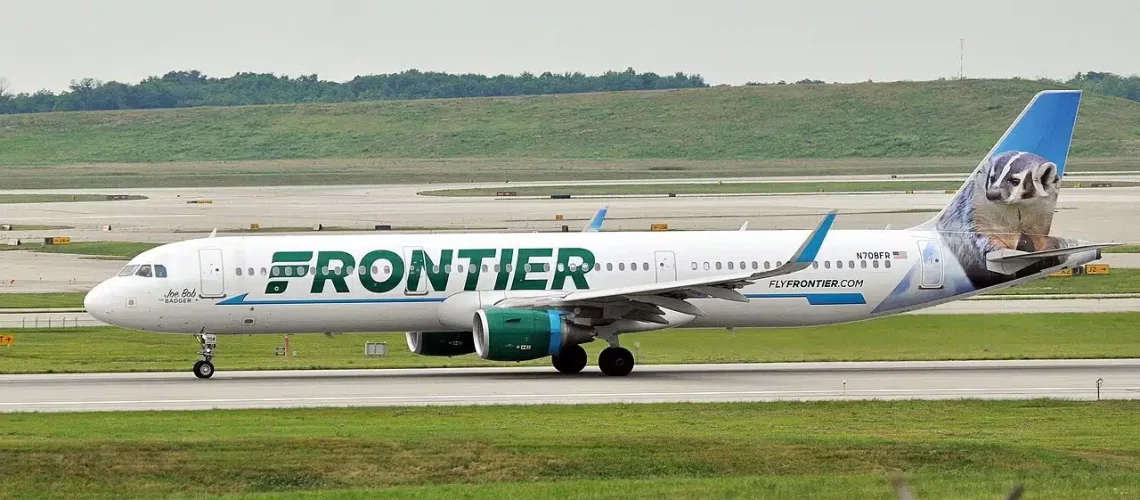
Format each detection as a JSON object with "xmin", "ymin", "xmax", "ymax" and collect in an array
[
  {"xmin": 552, "ymin": 247, "xmax": 595, "ymax": 290},
  {"xmin": 458, "ymin": 249, "xmax": 495, "ymax": 291},
  {"xmin": 512, "ymin": 248, "xmax": 553, "ymax": 291},
  {"xmin": 406, "ymin": 249, "xmax": 453, "ymax": 292},
  {"xmin": 494, "ymin": 248, "xmax": 514, "ymax": 291},
  {"xmin": 291, "ymin": 247, "xmax": 596, "ymax": 295},
  {"xmin": 359, "ymin": 250, "xmax": 404, "ymax": 293},
  {"xmin": 266, "ymin": 251, "xmax": 313, "ymax": 295},
  {"xmin": 311, "ymin": 251, "xmax": 356, "ymax": 293}
]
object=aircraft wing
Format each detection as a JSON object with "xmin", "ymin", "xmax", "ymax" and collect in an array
[{"xmin": 494, "ymin": 210, "xmax": 837, "ymax": 322}]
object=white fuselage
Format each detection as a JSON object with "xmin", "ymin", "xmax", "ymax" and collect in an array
[{"xmin": 83, "ymin": 228, "xmax": 1078, "ymax": 336}]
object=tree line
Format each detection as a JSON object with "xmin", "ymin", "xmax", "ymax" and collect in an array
[
  {"xmin": 0, "ymin": 69, "xmax": 1137, "ymax": 115},
  {"xmin": 0, "ymin": 68, "xmax": 707, "ymax": 114}
]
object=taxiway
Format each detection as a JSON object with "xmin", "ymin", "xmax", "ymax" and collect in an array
[{"xmin": 2, "ymin": 359, "xmax": 1137, "ymax": 412}]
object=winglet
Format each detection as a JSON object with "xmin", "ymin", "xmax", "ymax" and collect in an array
[
  {"xmin": 209, "ymin": 228, "xmax": 217, "ymax": 238},
  {"xmin": 582, "ymin": 206, "xmax": 608, "ymax": 232},
  {"xmin": 791, "ymin": 210, "xmax": 837, "ymax": 264},
  {"xmin": 739, "ymin": 221, "xmax": 748, "ymax": 231}
]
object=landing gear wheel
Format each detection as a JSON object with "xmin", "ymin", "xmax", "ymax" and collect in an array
[
  {"xmin": 552, "ymin": 344, "xmax": 588, "ymax": 374},
  {"xmin": 194, "ymin": 333, "xmax": 218, "ymax": 379},
  {"xmin": 598, "ymin": 347, "xmax": 634, "ymax": 377},
  {"xmin": 193, "ymin": 360, "xmax": 215, "ymax": 379}
]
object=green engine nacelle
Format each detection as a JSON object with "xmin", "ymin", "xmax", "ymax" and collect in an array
[
  {"xmin": 473, "ymin": 308, "xmax": 591, "ymax": 362},
  {"xmin": 405, "ymin": 331, "xmax": 476, "ymax": 357}
]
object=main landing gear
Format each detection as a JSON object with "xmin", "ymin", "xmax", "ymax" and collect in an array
[
  {"xmin": 598, "ymin": 346, "xmax": 634, "ymax": 377},
  {"xmin": 193, "ymin": 333, "xmax": 217, "ymax": 379},
  {"xmin": 551, "ymin": 342, "xmax": 635, "ymax": 376},
  {"xmin": 552, "ymin": 344, "xmax": 588, "ymax": 374}
]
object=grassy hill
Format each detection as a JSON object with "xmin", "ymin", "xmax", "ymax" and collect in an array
[{"xmin": 2, "ymin": 79, "xmax": 1139, "ymax": 167}]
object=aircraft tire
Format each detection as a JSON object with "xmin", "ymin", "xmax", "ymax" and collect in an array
[
  {"xmin": 598, "ymin": 347, "xmax": 634, "ymax": 377},
  {"xmin": 193, "ymin": 360, "xmax": 215, "ymax": 379},
  {"xmin": 552, "ymin": 344, "xmax": 588, "ymax": 374}
]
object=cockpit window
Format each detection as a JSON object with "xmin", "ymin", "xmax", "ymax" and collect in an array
[
  {"xmin": 118, "ymin": 265, "xmax": 140, "ymax": 277},
  {"xmin": 155, "ymin": 265, "xmax": 168, "ymax": 278},
  {"xmin": 136, "ymin": 265, "xmax": 153, "ymax": 277}
]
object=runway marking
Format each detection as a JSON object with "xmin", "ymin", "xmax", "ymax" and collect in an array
[{"xmin": 3, "ymin": 386, "xmax": 1132, "ymax": 409}]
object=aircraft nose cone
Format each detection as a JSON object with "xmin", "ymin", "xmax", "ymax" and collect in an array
[{"xmin": 84, "ymin": 282, "xmax": 113, "ymax": 323}]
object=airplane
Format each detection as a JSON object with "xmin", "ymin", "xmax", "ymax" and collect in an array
[{"xmin": 84, "ymin": 90, "xmax": 1115, "ymax": 379}]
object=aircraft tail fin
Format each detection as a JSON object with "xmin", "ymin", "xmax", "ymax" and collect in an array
[{"xmin": 916, "ymin": 90, "xmax": 1082, "ymax": 239}]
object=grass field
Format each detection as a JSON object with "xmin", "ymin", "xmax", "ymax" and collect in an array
[
  {"xmin": 0, "ymin": 241, "xmax": 156, "ymax": 260},
  {"xmin": 0, "ymin": 224, "xmax": 71, "ymax": 231},
  {"xmin": 0, "ymin": 292, "xmax": 86, "ymax": 309},
  {"xmin": 1, "ymin": 313, "xmax": 1137, "ymax": 374},
  {"xmin": 991, "ymin": 269, "xmax": 1140, "ymax": 295},
  {"xmin": 1105, "ymin": 244, "xmax": 1140, "ymax": 253},
  {"xmin": 1, "ymin": 156, "xmax": 1136, "ymax": 190},
  {"xmin": 0, "ymin": 194, "xmax": 146, "ymax": 204},
  {"xmin": 0, "ymin": 400, "xmax": 1137, "ymax": 499},
  {"xmin": 421, "ymin": 179, "xmax": 1136, "ymax": 197},
  {"xmin": 3, "ymin": 80, "xmax": 1139, "ymax": 167}
]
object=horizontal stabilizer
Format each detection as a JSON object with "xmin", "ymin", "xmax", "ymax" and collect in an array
[
  {"xmin": 985, "ymin": 243, "xmax": 1117, "ymax": 274},
  {"xmin": 987, "ymin": 243, "xmax": 1119, "ymax": 263}
]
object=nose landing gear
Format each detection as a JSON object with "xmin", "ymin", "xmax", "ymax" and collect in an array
[{"xmin": 193, "ymin": 333, "xmax": 217, "ymax": 379}]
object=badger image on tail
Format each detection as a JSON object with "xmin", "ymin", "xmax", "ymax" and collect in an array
[{"xmin": 935, "ymin": 150, "xmax": 1075, "ymax": 289}]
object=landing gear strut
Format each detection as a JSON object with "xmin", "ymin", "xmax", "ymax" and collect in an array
[
  {"xmin": 598, "ymin": 346, "xmax": 635, "ymax": 376},
  {"xmin": 193, "ymin": 333, "xmax": 217, "ymax": 379},
  {"xmin": 551, "ymin": 344, "xmax": 588, "ymax": 374}
]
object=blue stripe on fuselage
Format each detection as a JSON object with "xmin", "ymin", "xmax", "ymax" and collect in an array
[
  {"xmin": 216, "ymin": 293, "xmax": 445, "ymax": 306},
  {"xmin": 215, "ymin": 292, "xmax": 865, "ymax": 307},
  {"xmin": 743, "ymin": 293, "xmax": 866, "ymax": 305}
]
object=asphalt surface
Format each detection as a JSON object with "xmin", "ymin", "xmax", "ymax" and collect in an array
[
  {"xmin": 2, "ymin": 360, "xmax": 1137, "ymax": 412},
  {"xmin": 2, "ymin": 174, "xmax": 1138, "ymax": 244}
]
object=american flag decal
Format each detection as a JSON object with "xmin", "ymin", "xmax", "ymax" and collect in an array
[{"xmin": 892, "ymin": 250, "xmax": 908, "ymax": 259}]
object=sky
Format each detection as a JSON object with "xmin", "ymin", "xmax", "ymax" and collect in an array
[{"xmin": 1, "ymin": 0, "xmax": 1137, "ymax": 94}]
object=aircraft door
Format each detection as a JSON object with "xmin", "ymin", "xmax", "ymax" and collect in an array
[
  {"xmin": 198, "ymin": 248, "xmax": 226, "ymax": 298},
  {"xmin": 654, "ymin": 251, "xmax": 677, "ymax": 283},
  {"xmin": 918, "ymin": 240, "xmax": 944, "ymax": 289},
  {"xmin": 403, "ymin": 246, "xmax": 427, "ymax": 295}
]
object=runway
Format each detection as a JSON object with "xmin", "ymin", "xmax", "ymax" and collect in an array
[{"xmin": 3, "ymin": 359, "xmax": 1138, "ymax": 412}]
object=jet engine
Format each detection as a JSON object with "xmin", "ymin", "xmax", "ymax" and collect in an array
[
  {"xmin": 405, "ymin": 331, "xmax": 476, "ymax": 356},
  {"xmin": 473, "ymin": 308, "xmax": 593, "ymax": 362}
]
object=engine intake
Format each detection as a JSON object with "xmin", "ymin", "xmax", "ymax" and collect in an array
[
  {"xmin": 473, "ymin": 308, "xmax": 592, "ymax": 362},
  {"xmin": 405, "ymin": 331, "xmax": 476, "ymax": 357}
]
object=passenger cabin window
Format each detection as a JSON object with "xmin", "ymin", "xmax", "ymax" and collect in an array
[
  {"xmin": 135, "ymin": 265, "xmax": 153, "ymax": 278},
  {"xmin": 235, "ymin": 268, "xmax": 243, "ymax": 276},
  {"xmin": 884, "ymin": 260, "xmax": 892, "ymax": 269},
  {"xmin": 118, "ymin": 265, "xmax": 140, "ymax": 277}
]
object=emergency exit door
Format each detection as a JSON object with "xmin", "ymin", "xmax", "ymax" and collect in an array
[
  {"xmin": 918, "ymin": 240, "xmax": 944, "ymax": 289},
  {"xmin": 198, "ymin": 248, "xmax": 226, "ymax": 298}
]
